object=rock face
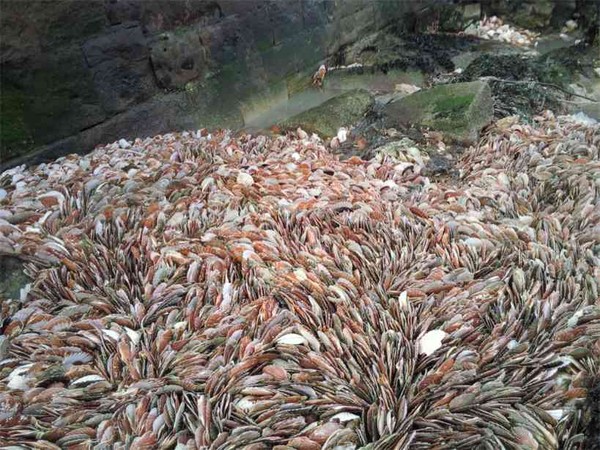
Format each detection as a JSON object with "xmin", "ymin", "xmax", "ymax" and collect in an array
[
  {"xmin": 578, "ymin": 103, "xmax": 600, "ymax": 121},
  {"xmin": 587, "ymin": 382, "xmax": 600, "ymax": 449},
  {"xmin": 0, "ymin": 0, "xmax": 433, "ymax": 168},
  {"xmin": 458, "ymin": 46, "xmax": 600, "ymax": 119},
  {"xmin": 279, "ymin": 89, "xmax": 374, "ymax": 138},
  {"xmin": 383, "ymin": 81, "xmax": 494, "ymax": 143}
]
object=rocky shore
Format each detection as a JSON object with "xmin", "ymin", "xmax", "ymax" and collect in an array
[{"xmin": 1, "ymin": 2, "xmax": 600, "ymax": 448}]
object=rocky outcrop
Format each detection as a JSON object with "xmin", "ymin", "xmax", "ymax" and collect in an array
[
  {"xmin": 383, "ymin": 80, "xmax": 494, "ymax": 144},
  {"xmin": 0, "ymin": 0, "xmax": 434, "ymax": 168},
  {"xmin": 279, "ymin": 89, "xmax": 374, "ymax": 138},
  {"xmin": 0, "ymin": 256, "xmax": 28, "ymax": 301}
]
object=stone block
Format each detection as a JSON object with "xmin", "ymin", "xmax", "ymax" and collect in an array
[
  {"xmin": 383, "ymin": 81, "xmax": 494, "ymax": 143},
  {"xmin": 149, "ymin": 27, "xmax": 208, "ymax": 89},
  {"xmin": 279, "ymin": 89, "xmax": 374, "ymax": 138}
]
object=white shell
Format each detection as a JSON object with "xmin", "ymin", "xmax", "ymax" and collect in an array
[
  {"xmin": 236, "ymin": 398, "xmax": 255, "ymax": 412},
  {"xmin": 20, "ymin": 284, "xmax": 31, "ymax": 302},
  {"xmin": 398, "ymin": 291, "xmax": 409, "ymax": 310},
  {"xmin": 419, "ymin": 330, "xmax": 447, "ymax": 356},
  {"xmin": 102, "ymin": 329, "xmax": 121, "ymax": 341},
  {"xmin": 237, "ymin": 172, "xmax": 254, "ymax": 187},
  {"xmin": 331, "ymin": 412, "xmax": 361, "ymax": 423},
  {"xmin": 125, "ymin": 327, "xmax": 141, "ymax": 346},
  {"xmin": 221, "ymin": 282, "xmax": 233, "ymax": 310},
  {"xmin": 7, "ymin": 365, "xmax": 33, "ymax": 390},
  {"xmin": 7, "ymin": 374, "xmax": 30, "ymax": 390},
  {"xmin": 72, "ymin": 374, "xmax": 106, "ymax": 386},
  {"xmin": 294, "ymin": 268, "xmax": 308, "ymax": 282},
  {"xmin": 174, "ymin": 321, "xmax": 188, "ymax": 331},
  {"xmin": 276, "ymin": 333, "xmax": 308, "ymax": 345},
  {"xmin": 546, "ymin": 409, "xmax": 565, "ymax": 420},
  {"xmin": 201, "ymin": 177, "xmax": 215, "ymax": 190},
  {"xmin": 242, "ymin": 250, "xmax": 255, "ymax": 261},
  {"xmin": 118, "ymin": 139, "xmax": 131, "ymax": 149},
  {"xmin": 395, "ymin": 83, "xmax": 421, "ymax": 94}
]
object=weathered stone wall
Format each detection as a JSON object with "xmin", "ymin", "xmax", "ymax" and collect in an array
[{"xmin": 0, "ymin": 0, "xmax": 432, "ymax": 168}]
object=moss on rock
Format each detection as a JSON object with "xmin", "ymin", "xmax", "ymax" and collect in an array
[
  {"xmin": 279, "ymin": 89, "xmax": 374, "ymax": 138},
  {"xmin": 0, "ymin": 85, "xmax": 35, "ymax": 162},
  {"xmin": 458, "ymin": 50, "xmax": 595, "ymax": 119},
  {"xmin": 382, "ymin": 81, "xmax": 493, "ymax": 143},
  {"xmin": 0, "ymin": 256, "xmax": 29, "ymax": 300}
]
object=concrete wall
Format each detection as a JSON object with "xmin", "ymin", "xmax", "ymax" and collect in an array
[{"xmin": 0, "ymin": 0, "xmax": 432, "ymax": 168}]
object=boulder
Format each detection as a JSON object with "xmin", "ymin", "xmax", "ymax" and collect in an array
[
  {"xmin": 458, "ymin": 49, "xmax": 598, "ymax": 119},
  {"xmin": 279, "ymin": 89, "xmax": 374, "ymax": 138},
  {"xmin": 149, "ymin": 27, "xmax": 208, "ymax": 90},
  {"xmin": 577, "ymin": 103, "xmax": 600, "ymax": 121},
  {"xmin": 0, "ymin": 256, "xmax": 29, "ymax": 301},
  {"xmin": 383, "ymin": 81, "xmax": 493, "ymax": 143},
  {"xmin": 424, "ymin": 153, "xmax": 456, "ymax": 177}
]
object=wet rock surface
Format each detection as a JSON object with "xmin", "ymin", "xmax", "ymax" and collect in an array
[
  {"xmin": 83, "ymin": 24, "xmax": 157, "ymax": 114},
  {"xmin": 2, "ymin": 1, "xmax": 597, "ymax": 169},
  {"xmin": 382, "ymin": 80, "xmax": 494, "ymax": 144},
  {"xmin": 340, "ymin": 32, "xmax": 485, "ymax": 77},
  {"xmin": 586, "ymin": 382, "xmax": 600, "ymax": 449},
  {"xmin": 279, "ymin": 89, "xmax": 374, "ymax": 139},
  {"xmin": 148, "ymin": 27, "xmax": 208, "ymax": 90},
  {"xmin": 0, "ymin": 256, "xmax": 28, "ymax": 301},
  {"xmin": 0, "ymin": 0, "xmax": 435, "ymax": 166},
  {"xmin": 578, "ymin": 103, "xmax": 600, "ymax": 121},
  {"xmin": 423, "ymin": 153, "xmax": 456, "ymax": 177},
  {"xmin": 457, "ymin": 43, "xmax": 600, "ymax": 119}
]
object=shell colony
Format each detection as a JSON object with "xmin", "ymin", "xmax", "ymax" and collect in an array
[
  {"xmin": 0, "ymin": 111, "xmax": 599, "ymax": 449},
  {"xmin": 465, "ymin": 16, "xmax": 539, "ymax": 47}
]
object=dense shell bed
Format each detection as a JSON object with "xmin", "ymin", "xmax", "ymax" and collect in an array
[
  {"xmin": 464, "ymin": 16, "xmax": 539, "ymax": 47},
  {"xmin": 0, "ymin": 112, "xmax": 599, "ymax": 449}
]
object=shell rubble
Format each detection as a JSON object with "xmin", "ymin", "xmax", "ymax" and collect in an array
[{"xmin": 0, "ymin": 112, "xmax": 599, "ymax": 448}]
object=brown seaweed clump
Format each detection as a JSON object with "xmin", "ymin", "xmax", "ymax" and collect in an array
[{"xmin": 0, "ymin": 111, "xmax": 598, "ymax": 449}]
